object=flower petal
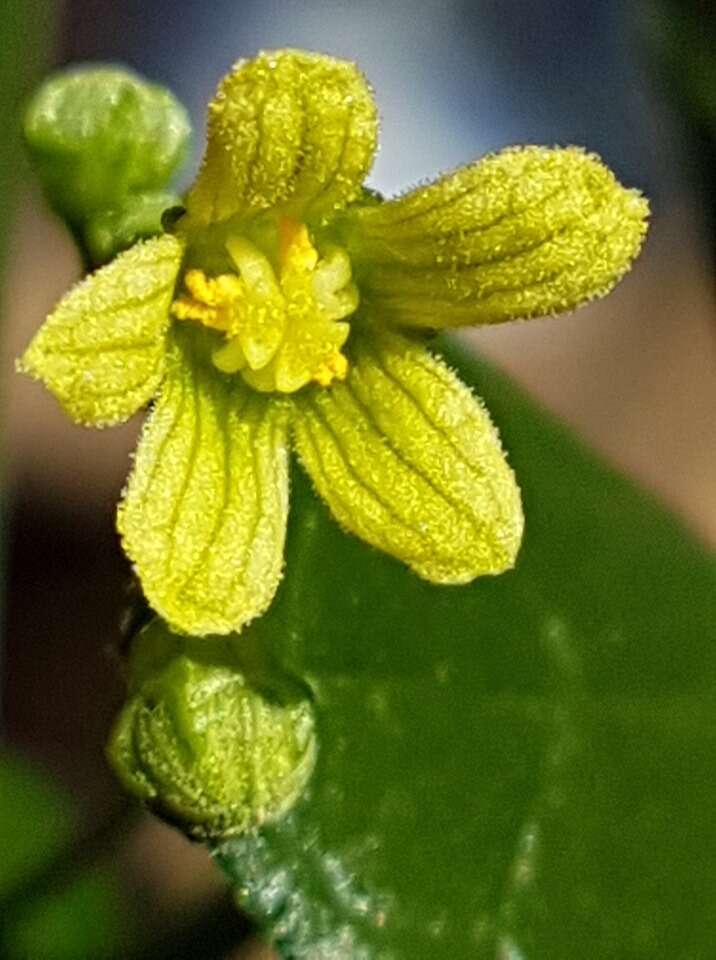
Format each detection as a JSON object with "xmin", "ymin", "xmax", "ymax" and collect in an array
[
  {"xmin": 185, "ymin": 50, "xmax": 378, "ymax": 227},
  {"xmin": 19, "ymin": 234, "xmax": 183, "ymax": 426},
  {"xmin": 342, "ymin": 146, "xmax": 648, "ymax": 328},
  {"xmin": 292, "ymin": 329, "xmax": 523, "ymax": 583},
  {"xmin": 117, "ymin": 336, "xmax": 290, "ymax": 636}
]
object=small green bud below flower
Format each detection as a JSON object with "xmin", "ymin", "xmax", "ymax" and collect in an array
[{"xmin": 107, "ymin": 621, "xmax": 317, "ymax": 841}]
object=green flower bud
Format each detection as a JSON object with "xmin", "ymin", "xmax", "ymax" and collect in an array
[
  {"xmin": 23, "ymin": 65, "xmax": 190, "ymax": 229},
  {"xmin": 107, "ymin": 620, "xmax": 317, "ymax": 841},
  {"xmin": 83, "ymin": 190, "xmax": 183, "ymax": 265}
]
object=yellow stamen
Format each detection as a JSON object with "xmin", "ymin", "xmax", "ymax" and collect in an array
[
  {"xmin": 171, "ymin": 269, "xmax": 243, "ymax": 332},
  {"xmin": 171, "ymin": 224, "xmax": 357, "ymax": 393},
  {"xmin": 313, "ymin": 352, "xmax": 349, "ymax": 387},
  {"xmin": 279, "ymin": 218, "xmax": 319, "ymax": 272}
]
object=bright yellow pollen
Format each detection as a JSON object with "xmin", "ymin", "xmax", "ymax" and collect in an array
[
  {"xmin": 313, "ymin": 352, "xmax": 349, "ymax": 387},
  {"xmin": 171, "ymin": 270, "xmax": 244, "ymax": 332},
  {"xmin": 279, "ymin": 219, "xmax": 319, "ymax": 272},
  {"xmin": 171, "ymin": 220, "xmax": 357, "ymax": 393}
]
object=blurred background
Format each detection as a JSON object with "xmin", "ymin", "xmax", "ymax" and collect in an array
[{"xmin": 1, "ymin": 0, "xmax": 714, "ymax": 957}]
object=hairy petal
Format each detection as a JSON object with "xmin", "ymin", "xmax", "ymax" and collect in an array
[
  {"xmin": 292, "ymin": 329, "xmax": 523, "ymax": 583},
  {"xmin": 342, "ymin": 146, "xmax": 648, "ymax": 328},
  {"xmin": 117, "ymin": 336, "xmax": 290, "ymax": 636},
  {"xmin": 18, "ymin": 234, "xmax": 183, "ymax": 426},
  {"xmin": 185, "ymin": 49, "xmax": 378, "ymax": 228}
]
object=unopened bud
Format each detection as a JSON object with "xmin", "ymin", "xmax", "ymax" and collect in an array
[{"xmin": 107, "ymin": 619, "xmax": 316, "ymax": 840}]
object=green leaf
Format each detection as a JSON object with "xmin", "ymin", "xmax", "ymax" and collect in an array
[
  {"xmin": 4, "ymin": 869, "xmax": 127, "ymax": 960},
  {"xmin": 0, "ymin": 753, "xmax": 131, "ymax": 960},
  {"xmin": 342, "ymin": 146, "xmax": 648, "ymax": 328},
  {"xmin": 19, "ymin": 234, "xmax": 182, "ymax": 427},
  {"xmin": 117, "ymin": 333, "xmax": 291, "ymax": 637},
  {"xmin": 213, "ymin": 338, "xmax": 716, "ymax": 959},
  {"xmin": 23, "ymin": 65, "xmax": 191, "ymax": 229}
]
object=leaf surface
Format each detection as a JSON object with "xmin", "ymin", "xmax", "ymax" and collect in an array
[
  {"xmin": 0, "ymin": 754, "xmax": 130, "ymax": 960},
  {"xmin": 215, "ymin": 338, "xmax": 716, "ymax": 959}
]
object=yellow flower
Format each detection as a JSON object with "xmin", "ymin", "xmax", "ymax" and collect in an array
[{"xmin": 19, "ymin": 50, "xmax": 649, "ymax": 637}]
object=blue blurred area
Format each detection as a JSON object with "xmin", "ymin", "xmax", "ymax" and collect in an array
[{"xmin": 62, "ymin": 0, "xmax": 671, "ymax": 198}]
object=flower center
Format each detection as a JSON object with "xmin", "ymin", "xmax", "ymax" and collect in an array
[{"xmin": 170, "ymin": 219, "xmax": 358, "ymax": 393}]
